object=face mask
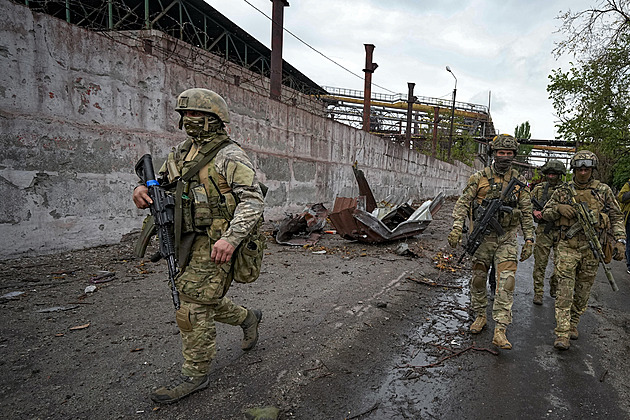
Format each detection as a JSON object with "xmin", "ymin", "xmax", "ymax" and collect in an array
[
  {"xmin": 547, "ymin": 174, "xmax": 560, "ymax": 185},
  {"xmin": 494, "ymin": 156, "xmax": 513, "ymax": 173},
  {"xmin": 182, "ymin": 115, "xmax": 222, "ymax": 137}
]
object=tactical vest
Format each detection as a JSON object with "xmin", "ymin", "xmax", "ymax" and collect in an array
[
  {"xmin": 472, "ymin": 167, "xmax": 523, "ymax": 229},
  {"xmin": 558, "ymin": 180, "xmax": 610, "ymax": 232},
  {"xmin": 167, "ymin": 137, "xmax": 237, "ymax": 239},
  {"xmin": 166, "ymin": 136, "xmax": 266, "ymax": 284}
]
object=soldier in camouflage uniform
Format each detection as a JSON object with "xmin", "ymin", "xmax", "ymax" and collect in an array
[
  {"xmin": 133, "ymin": 88, "xmax": 265, "ymax": 402},
  {"xmin": 542, "ymin": 150, "xmax": 625, "ymax": 350},
  {"xmin": 448, "ymin": 134, "xmax": 535, "ymax": 350},
  {"xmin": 531, "ymin": 160, "xmax": 565, "ymax": 305}
]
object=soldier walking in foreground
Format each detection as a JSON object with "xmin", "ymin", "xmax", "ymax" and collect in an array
[
  {"xmin": 542, "ymin": 150, "xmax": 625, "ymax": 350},
  {"xmin": 448, "ymin": 134, "xmax": 535, "ymax": 350},
  {"xmin": 531, "ymin": 160, "xmax": 565, "ymax": 305},
  {"xmin": 133, "ymin": 88, "xmax": 265, "ymax": 402}
]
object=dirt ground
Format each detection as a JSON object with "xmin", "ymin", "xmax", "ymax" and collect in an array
[{"xmin": 2, "ymin": 198, "xmax": 630, "ymax": 419}]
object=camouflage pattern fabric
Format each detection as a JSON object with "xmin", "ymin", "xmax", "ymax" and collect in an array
[
  {"xmin": 532, "ymin": 229, "xmax": 558, "ymax": 296},
  {"xmin": 553, "ymin": 241, "xmax": 598, "ymax": 338},
  {"xmin": 542, "ymin": 179, "xmax": 625, "ymax": 338},
  {"xmin": 531, "ymin": 182, "xmax": 560, "ymax": 295},
  {"xmin": 470, "ymin": 231, "xmax": 518, "ymax": 325},
  {"xmin": 160, "ymin": 131, "xmax": 264, "ymax": 377},
  {"xmin": 178, "ymin": 297, "xmax": 247, "ymax": 377},
  {"xmin": 452, "ymin": 165, "xmax": 534, "ymax": 325}
]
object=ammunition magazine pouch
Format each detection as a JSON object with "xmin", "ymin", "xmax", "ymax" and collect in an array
[{"xmin": 565, "ymin": 222, "xmax": 582, "ymax": 239}]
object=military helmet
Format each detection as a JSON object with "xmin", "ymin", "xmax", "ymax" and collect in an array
[
  {"xmin": 541, "ymin": 159, "xmax": 566, "ymax": 175},
  {"xmin": 490, "ymin": 134, "xmax": 519, "ymax": 152},
  {"xmin": 570, "ymin": 150, "xmax": 598, "ymax": 169},
  {"xmin": 175, "ymin": 88, "xmax": 230, "ymax": 124}
]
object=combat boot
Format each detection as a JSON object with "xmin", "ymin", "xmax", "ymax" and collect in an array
[
  {"xmin": 569, "ymin": 325, "xmax": 579, "ymax": 340},
  {"xmin": 533, "ymin": 294, "xmax": 543, "ymax": 305},
  {"xmin": 554, "ymin": 336, "xmax": 570, "ymax": 350},
  {"xmin": 150, "ymin": 375, "xmax": 209, "ymax": 404},
  {"xmin": 549, "ymin": 283, "xmax": 557, "ymax": 298},
  {"xmin": 492, "ymin": 325, "xmax": 512, "ymax": 350},
  {"xmin": 241, "ymin": 309, "xmax": 262, "ymax": 351},
  {"xmin": 469, "ymin": 314, "xmax": 487, "ymax": 334}
]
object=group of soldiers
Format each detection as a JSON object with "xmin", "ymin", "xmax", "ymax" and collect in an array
[
  {"xmin": 449, "ymin": 134, "xmax": 628, "ymax": 351},
  {"xmin": 132, "ymin": 87, "xmax": 629, "ymax": 405}
]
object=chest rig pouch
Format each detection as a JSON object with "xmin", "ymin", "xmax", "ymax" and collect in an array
[{"xmin": 472, "ymin": 167, "xmax": 521, "ymax": 229}]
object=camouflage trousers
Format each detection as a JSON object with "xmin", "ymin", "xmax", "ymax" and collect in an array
[
  {"xmin": 470, "ymin": 230, "xmax": 518, "ymax": 325},
  {"xmin": 553, "ymin": 239, "xmax": 598, "ymax": 338},
  {"xmin": 175, "ymin": 234, "xmax": 248, "ymax": 377},
  {"xmin": 532, "ymin": 226, "xmax": 559, "ymax": 296}
]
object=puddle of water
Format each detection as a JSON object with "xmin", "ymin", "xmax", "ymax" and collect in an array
[{"xmin": 366, "ymin": 274, "xmax": 473, "ymax": 418}]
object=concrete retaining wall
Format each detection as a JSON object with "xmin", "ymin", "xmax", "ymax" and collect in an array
[{"xmin": 0, "ymin": 0, "xmax": 473, "ymax": 259}]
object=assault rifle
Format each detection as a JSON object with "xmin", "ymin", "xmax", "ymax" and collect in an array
[
  {"xmin": 567, "ymin": 185, "xmax": 618, "ymax": 292},
  {"xmin": 531, "ymin": 197, "xmax": 544, "ymax": 211},
  {"xmin": 459, "ymin": 177, "xmax": 526, "ymax": 263},
  {"xmin": 135, "ymin": 154, "xmax": 181, "ymax": 309},
  {"xmin": 532, "ymin": 196, "xmax": 554, "ymax": 234}
]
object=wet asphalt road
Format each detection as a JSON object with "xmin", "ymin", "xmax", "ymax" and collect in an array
[
  {"xmin": 372, "ymin": 240, "xmax": 630, "ymax": 419},
  {"xmin": 437, "ymin": 247, "xmax": 630, "ymax": 419}
]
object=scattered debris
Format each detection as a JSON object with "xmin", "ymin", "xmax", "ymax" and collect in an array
[
  {"xmin": 69, "ymin": 323, "xmax": 90, "ymax": 331},
  {"xmin": 275, "ymin": 203, "xmax": 329, "ymax": 246},
  {"xmin": 433, "ymin": 252, "xmax": 459, "ymax": 272},
  {"xmin": 90, "ymin": 271, "xmax": 115, "ymax": 283},
  {"xmin": 406, "ymin": 276, "xmax": 462, "ymax": 289},
  {"xmin": 36, "ymin": 305, "xmax": 79, "ymax": 313},
  {"xmin": 1, "ymin": 291, "xmax": 25, "ymax": 300},
  {"xmin": 84, "ymin": 285, "xmax": 97, "ymax": 294},
  {"xmin": 376, "ymin": 301, "xmax": 388, "ymax": 308},
  {"xmin": 398, "ymin": 345, "xmax": 498, "ymax": 370},
  {"xmin": 130, "ymin": 347, "xmax": 144, "ymax": 352},
  {"xmin": 329, "ymin": 163, "xmax": 445, "ymax": 243},
  {"xmin": 312, "ymin": 250, "xmax": 327, "ymax": 255},
  {"xmin": 243, "ymin": 406, "xmax": 281, "ymax": 420},
  {"xmin": 395, "ymin": 243, "xmax": 418, "ymax": 257},
  {"xmin": 347, "ymin": 402, "xmax": 380, "ymax": 420}
]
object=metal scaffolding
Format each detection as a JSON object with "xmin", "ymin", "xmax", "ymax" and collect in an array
[{"xmin": 15, "ymin": 0, "xmax": 326, "ymax": 95}]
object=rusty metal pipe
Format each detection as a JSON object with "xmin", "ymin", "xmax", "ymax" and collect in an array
[
  {"xmin": 362, "ymin": 44, "xmax": 377, "ymax": 132},
  {"xmin": 270, "ymin": 0, "xmax": 289, "ymax": 101},
  {"xmin": 405, "ymin": 82, "xmax": 415, "ymax": 148}
]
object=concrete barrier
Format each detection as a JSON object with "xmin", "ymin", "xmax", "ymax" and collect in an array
[{"xmin": 0, "ymin": 0, "xmax": 473, "ymax": 259}]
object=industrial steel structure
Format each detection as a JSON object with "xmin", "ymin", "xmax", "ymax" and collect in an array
[
  {"xmin": 15, "ymin": 0, "xmax": 574, "ymax": 166},
  {"xmin": 15, "ymin": 0, "xmax": 326, "ymax": 95}
]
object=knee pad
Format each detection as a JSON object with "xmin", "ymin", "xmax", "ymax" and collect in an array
[{"xmin": 471, "ymin": 262, "xmax": 488, "ymax": 289}]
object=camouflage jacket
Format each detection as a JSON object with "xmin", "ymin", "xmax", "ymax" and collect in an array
[
  {"xmin": 159, "ymin": 131, "xmax": 265, "ymax": 248},
  {"xmin": 531, "ymin": 181, "xmax": 560, "ymax": 209},
  {"xmin": 452, "ymin": 165, "xmax": 534, "ymax": 239},
  {"xmin": 542, "ymin": 179, "xmax": 625, "ymax": 241}
]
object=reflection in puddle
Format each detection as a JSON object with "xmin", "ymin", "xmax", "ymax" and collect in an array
[{"xmin": 371, "ymin": 275, "xmax": 473, "ymax": 418}]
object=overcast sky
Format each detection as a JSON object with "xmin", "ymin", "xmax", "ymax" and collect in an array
[{"xmin": 208, "ymin": 0, "xmax": 594, "ymax": 140}]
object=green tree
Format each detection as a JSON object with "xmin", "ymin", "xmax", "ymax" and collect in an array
[
  {"xmin": 514, "ymin": 121, "xmax": 533, "ymax": 164},
  {"xmin": 548, "ymin": 0, "xmax": 630, "ymax": 187}
]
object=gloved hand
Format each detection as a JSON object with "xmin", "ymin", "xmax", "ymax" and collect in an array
[
  {"xmin": 448, "ymin": 227, "xmax": 462, "ymax": 248},
  {"xmin": 519, "ymin": 241, "xmax": 534, "ymax": 262},
  {"xmin": 613, "ymin": 241, "xmax": 626, "ymax": 261},
  {"xmin": 556, "ymin": 204, "xmax": 577, "ymax": 219}
]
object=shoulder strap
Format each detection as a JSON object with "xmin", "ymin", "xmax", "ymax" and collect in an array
[{"xmin": 181, "ymin": 139, "xmax": 233, "ymax": 182}]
